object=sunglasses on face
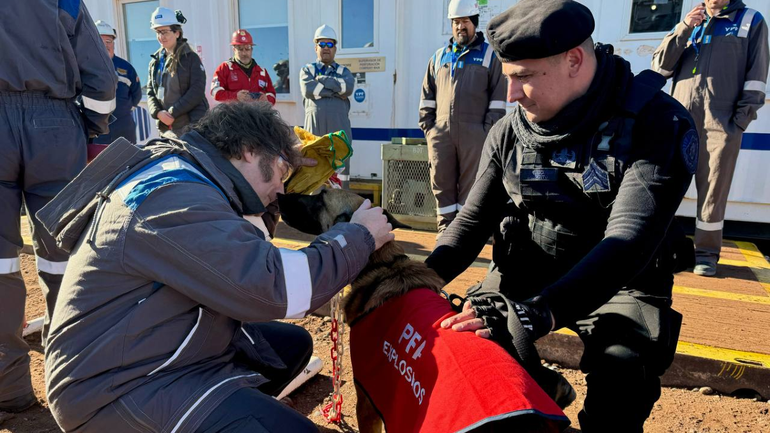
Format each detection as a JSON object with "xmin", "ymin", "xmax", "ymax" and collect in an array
[
  {"xmin": 317, "ymin": 41, "xmax": 335, "ymax": 49},
  {"xmin": 278, "ymin": 154, "xmax": 295, "ymax": 183}
]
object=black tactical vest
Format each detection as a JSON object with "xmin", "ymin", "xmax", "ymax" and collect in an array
[{"xmin": 502, "ymin": 70, "xmax": 667, "ymax": 261}]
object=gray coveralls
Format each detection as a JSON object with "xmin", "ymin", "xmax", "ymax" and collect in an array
[
  {"xmin": 300, "ymin": 60, "xmax": 355, "ymax": 188},
  {"xmin": 419, "ymin": 32, "xmax": 507, "ymax": 231},
  {"xmin": 0, "ymin": 0, "xmax": 116, "ymax": 409},
  {"xmin": 652, "ymin": 1, "xmax": 769, "ymax": 265}
]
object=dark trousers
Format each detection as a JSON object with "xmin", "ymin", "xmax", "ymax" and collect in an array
[
  {"xmin": 0, "ymin": 92, "xmax": 86, "ymax": 405},
  {"xmin": 479, "ymin": 265, "xmax": 681, "ymax": 433},
  {"xmin": 572, "ymin": 290, "xmax": 681, "ymax": 433},
  {"xmin": 195, "ymin": 322, "xmax": 318, "ymax": 432}
]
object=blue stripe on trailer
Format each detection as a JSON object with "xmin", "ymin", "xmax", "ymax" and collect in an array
[
  {"xmin": 351, "ymin": 128, "xmax": 425, "ymax": 141},
  {"xmin": 350, "ymin": 129, "xmax": 770, "ymax": 151},
  {"xmin": 740, "ymin": 133, "xmax": 770, "ymax": 151}
]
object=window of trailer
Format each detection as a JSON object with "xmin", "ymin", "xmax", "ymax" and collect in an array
[
  {"xmin": 237, "ymin": 0, "xmax": 291, "ymax": 95},
  {"xmin": 629, "ymin": 0, "xmax": 684, "ymax": 34},
  {"xmin": 340, "ymin": 0, "xmax": 377, "ymax": 52}
]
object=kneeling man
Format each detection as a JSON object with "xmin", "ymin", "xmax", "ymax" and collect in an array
[{"xmin": 40, "ymin": 102, "xmax": 393, "ymax": 432}]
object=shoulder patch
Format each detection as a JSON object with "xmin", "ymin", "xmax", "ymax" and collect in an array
[{"xmin": 680, "ymin": 129, "xmax": 699, "ymax": 174}]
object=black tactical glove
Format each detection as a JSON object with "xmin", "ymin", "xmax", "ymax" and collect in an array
[
  {"xmin": 511, "ymin": 296, "xmax": 554, "ymax": 340},
  {"xmin": 470, "ymin": 294, "xmax": 554, "ymax": 342},
  {"xmin": 464, "ymin": 290, "xmax": 554, "ymax": 369}
]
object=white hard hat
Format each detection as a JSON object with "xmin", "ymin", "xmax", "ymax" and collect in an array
[
  {"xmin": 95, "ymin": 20, "xmax": 116, "ymax": 38},
  {"xmin": 150, "ymin": 7, "xmax": 185, "ymax": 29},
  {"xmin": 314, "ymin": 24, "xmax": 338, "ymax": 42},
  {"xmin": 447, "ymin": 0, "xmax": 479, "ymax": 19}
]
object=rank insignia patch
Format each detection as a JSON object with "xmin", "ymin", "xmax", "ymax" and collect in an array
[
  {"xmin": 681, "ymin": 129, "xmax": 698, "ymax": 174},
  {"xmin": 583, "ymin": 160, "xmax": 611, "ymax": 193}
]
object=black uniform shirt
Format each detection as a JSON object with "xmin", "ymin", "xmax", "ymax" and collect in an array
[{"xmin": 426, "ymin": 75, "xmax": 696, "ymax": 327}]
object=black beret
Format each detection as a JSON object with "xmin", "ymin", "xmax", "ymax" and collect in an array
[{"xmin": 487, "ymin": 0, "xmax": 595, "ymax": 62}]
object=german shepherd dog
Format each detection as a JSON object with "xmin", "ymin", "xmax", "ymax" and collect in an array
[{"xmin": 278, "ymin": 188, "xmax": 569, "ymax": 433}]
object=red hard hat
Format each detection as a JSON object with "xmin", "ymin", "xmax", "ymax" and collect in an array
[{"xmin": 231, "ymin": 29, "xmax": 253, "ymax": 46}]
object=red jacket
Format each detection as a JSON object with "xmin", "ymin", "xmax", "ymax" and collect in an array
[
  {"xmin": 210, "ymin": 59, "xmax": 276, "ymax": 105},
  {"xmin": 350, "ymin": 288, "xmax": 568, "ymax": 433}
]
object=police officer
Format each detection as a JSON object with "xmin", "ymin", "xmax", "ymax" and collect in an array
[
  {"xmin": 0, "ymin": 0, "xmax": 116, "ymax": 413},
  {"xmin": 426, "ymin": 1, "xmax": 697, "ymax": 431},
  {"xmin": 93, "ymin": 20, "xmax": 142, "ymax": 153},
  {"xmin": 419, "ymin": 0, "xmax": 507, "ymax": 233},
  {"xmin": 300, "ymin": 25, "xmax": 355, "ymax": 188}
]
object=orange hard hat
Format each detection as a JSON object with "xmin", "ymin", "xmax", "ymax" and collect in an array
[{"xmin": 231, "ymin": 29, "xmax": 253, "ymax": 46}]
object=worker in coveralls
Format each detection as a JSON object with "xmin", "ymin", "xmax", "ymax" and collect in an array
[
  {"xmin": 652, "ymin": 0, "xmax": 769, "ymax": 277},
  {"xmin": 426, "ymin": 1, "xmax": 698, "ymax": 431},
  {"xmin": 419, "ymin": 0, "xmax": 507, "ymax": 233},
  {"xmin": 211, "ymin": 29, "xmax": 278, "ymax": 106},
  {"xmin": 300, "ymin": 25, "xmax": 355, "ymax": 188},
  {"xmin": 92, "ymin": 20, "xmax": 142, "ymax": 155},
  {"xmin": 39, "ymin": 102, "xmax": 394, "ymax": 432},
  {"xmin": 0, "ymin": 0, "xmax": 116, "ymax": 413}
]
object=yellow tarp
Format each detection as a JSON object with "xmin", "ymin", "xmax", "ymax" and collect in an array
[{"xmin": 286, "ymin": 127, "xmax": 352, "ymax": 194}]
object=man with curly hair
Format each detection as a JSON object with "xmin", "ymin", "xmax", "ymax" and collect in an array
[{"xmin": 39, "ymin": 102, "xmax": 394, "ymax": 432}]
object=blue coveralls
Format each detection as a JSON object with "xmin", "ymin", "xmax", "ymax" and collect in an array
[
  {"xmin": 0, "ymin": 0, "xmax": 116, "ymax": 411},
  {"xmin": 94, "ymin": 55, "xmax": 141, "ymax": 144}
]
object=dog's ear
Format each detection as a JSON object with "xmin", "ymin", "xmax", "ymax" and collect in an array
[{"xmin": 384, "ymin": 210, "xmax": 411, "ymax": 230}]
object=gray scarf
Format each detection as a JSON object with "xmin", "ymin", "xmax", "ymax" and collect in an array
[{"xmin": 512, "ymin": 47, "xmax": 632, "ymax": 151}]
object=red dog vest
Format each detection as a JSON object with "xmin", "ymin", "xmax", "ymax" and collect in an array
[{"xmin": 350, "ymin": 288, "xmax": 568, "ymax": 433}]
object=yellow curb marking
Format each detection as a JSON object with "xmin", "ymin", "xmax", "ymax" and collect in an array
[
  {"xmin": 717, "ymin": 258, "xmax": 769, "ymax": 270},
  {"xmin": 272, "ymin": 238, "xmax": 308, "ymax": 248},
  {"xmin": 555, "ymin": 329, "xmax": 770, "ymax": 368},
  {"xmin": 673, "ymin": 285, "xmax": 770, "ymax": 305},
  {"xmin": 734, "ymin": 240, "xmax": 770, "ymax": 268},
  {"xmin": 677, "ymin": 341, "xmax": 770, "ymax": 369}
]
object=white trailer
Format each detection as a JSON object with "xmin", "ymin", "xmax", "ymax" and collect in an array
[{"xmin": 85, "ymin": 0, "xmax": 770, "ymax": 228}]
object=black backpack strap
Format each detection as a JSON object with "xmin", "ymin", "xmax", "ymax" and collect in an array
[
  {"xmin": 622, "ymin": 69, "xmax": 667, "ymax": 116},
  {"xmin": 610, "ymin": 69, "xmax": 668, "ymax": 163}
]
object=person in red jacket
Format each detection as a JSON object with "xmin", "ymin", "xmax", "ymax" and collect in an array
[{"xmin": 211, "ymin": 29, "xmax": 277, "ymax": 105}]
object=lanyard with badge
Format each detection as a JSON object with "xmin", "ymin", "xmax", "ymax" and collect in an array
[
  {"xmin": 450, "ymin": 42, "xmax": 468, "ymax": 78},
  {"xmin": 315, "ymin": 62, "xmax": 334, "ymax": 77},
  {"xmin": 156, "ymin": 51, "xmax": 167, "ymax": 100},
  {"xmin": 689, "ymin": 15, "xmax": 711, "ymax": 74},
  {"xmin": 689, "ymin": 3, "xmax": 729, "ymax": 75}
]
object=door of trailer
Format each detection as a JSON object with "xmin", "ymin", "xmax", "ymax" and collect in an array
[{"xmin": 334, "ymin": 0, "xmax": 398, "ymax": 181}]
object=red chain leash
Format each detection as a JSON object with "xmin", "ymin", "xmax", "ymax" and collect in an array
[{"xmin": 322, "ymin": 292, "xmax": 344, "ymax": 422}]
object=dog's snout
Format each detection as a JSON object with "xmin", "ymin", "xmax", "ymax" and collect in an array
[{"xmin": 277, "ymin": 193, "xmax": 325, "ymax": 235}]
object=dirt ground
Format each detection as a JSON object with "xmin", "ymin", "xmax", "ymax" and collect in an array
[{"xmin": 3, "ymin": 243, "xmax": 770, "ymax": 432}]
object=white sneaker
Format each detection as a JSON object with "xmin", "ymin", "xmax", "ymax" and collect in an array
[{"xmin": 693, "ymin": 262, "xmax": 716, "ymax": 277}]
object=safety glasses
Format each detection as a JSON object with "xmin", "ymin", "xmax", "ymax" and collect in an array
[
  {"xmin": 317, "ymin": 41, "xmax": 335, "ymax": 49},
  {"xmin": 278, "ymin": 154, "xmax": 295, "ymax": 183}
]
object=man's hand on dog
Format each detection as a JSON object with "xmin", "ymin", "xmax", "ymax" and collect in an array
[
  {"xmin": 440, "ymin": 301, "xmax": 492, "ymax": 339},
  {"xmin": 350, "ymin": 199, "xmax": 395, "ymax": 250},
  {"xmin": 441, "ymin": 297, "xmax": 555, "ymax": 341}
]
